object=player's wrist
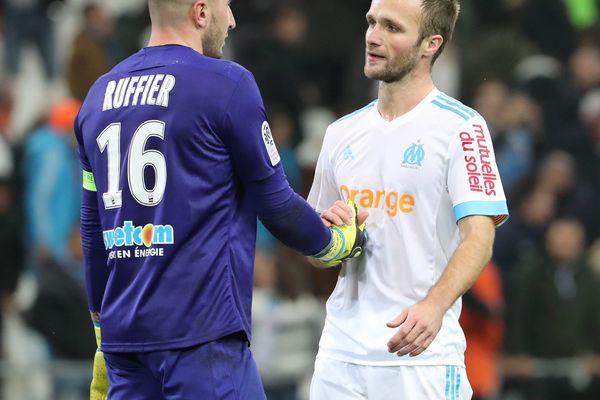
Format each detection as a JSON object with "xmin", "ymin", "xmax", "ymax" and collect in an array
[
  {"xmin": 309, "ymin": 233, "xmax": 341, "ymax": 268},
  {"xmin": 310, "ymin": 200, "xmax": 367, "ymax": 267},
  {"xmin": 90, "ymin": 311, "xmax": 101, "ymax": 323},
  {"xmin": 313, "ymin": 226, "xmax": 344, "ymax": 257},
  {"xmin": 90, "ymin": 311, "xmax": 102, "ymax": 348},
  {"xmin": 423, "ymin": 291, "xmax": 453, "ymax": 313}
]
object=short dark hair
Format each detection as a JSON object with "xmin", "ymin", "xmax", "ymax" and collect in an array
[{"xmin": 418, "ymin": 0, "xmax": 460, "ymax": 64}]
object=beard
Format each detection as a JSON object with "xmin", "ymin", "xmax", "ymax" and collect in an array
[
  {"xmin": 365, "ymin": 42, "xmax": 421, "ymax": 83},
  {"xmin": 202, "ymin": 16, "xmax": 226, "ymax": 59}
]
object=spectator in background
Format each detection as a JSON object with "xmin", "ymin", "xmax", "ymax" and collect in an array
[
  {"xmin": 569, "ymin": 45, "xmax": 600, "ymax": 94},
  {"xmin": 520, "ymin": 0, "xmax": 576, "ymax": 63},
  {"xmin": 577, "ymin": 88, "xmax": 600, "ymax": 184},
  {"xmin": 538, "ymin": 44, "xmax": 600, "ymax": 155},
  {"xmin": 67, "ymin": 2, "xmax": 122, "ymax": 101},
  {"xmin": 504, "ymin": 219, "xmax": 600, "ymax": 400},
  {"xmin": 493, "ymin": 183, "xmax": 556, "ymax": 289},
  {"xmin": 0, "ymin": 0, "xmax": 58, "ymax": 87},
  {"xmin": 252, "ymin": 249, "xmax": 324, "ymax": 400},
  {"xmin": 536, "ymin": 151, "xmax": 600, "ymax": 239},
  {"xmin": 22, "ymin": 98, "xmax": 81, "ymax": 265},
  {"xmin": 111, "ymin": 4, "xmax": 150, "ymax": 58},
  {"xmin": 0, "ymin": 88, "xmax": 14, "ymax": 137},
  {"xmin": 564, "ymin": 0, "xmax": 599, "ymax": 34},
  {"xmin": 460, "ymin": 262, "xmax": 504, "ymax": 400},
  {"xmin": 472, "ymin": 80, "xmax": 540, "ymax": 194},
  {"xmin": 300, "ymin": 0, "xmax": 373, "ymax": 113},
  {"xmin": 236, "ymin": 1, "xmax": 309, "ymax": 145},
  {"xmin": 269, "ymin": 105, "xmax": 302, "ymax": 191},
  {"xmin": 25, "ymin": 225, "xmax": 95, "ymax": 399},
  {"xmin": 27, "ymin": 224, "xmax": 93, "ymax": 358},
  {"xmin": 495, "ymin": 151, "xmax": 599, "ymax": 287}
]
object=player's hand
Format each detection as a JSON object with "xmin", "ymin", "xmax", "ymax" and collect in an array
[
  {"xmin": 386, "ymin": 298, "xmax": 445, "ymax": 357},
  {"xmin": 90, "ymin": 316, "xmax": 108, "ymax": 400},
  {"xmin": 320, "ymin": 200, "xmax": 368, "ymax": 227},
  {"xmin": 311, "ymin": 200, "xmax": 368, "ymax": 267}
]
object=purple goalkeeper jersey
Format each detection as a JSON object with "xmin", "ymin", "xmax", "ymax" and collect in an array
[{"xmin": 75, "ymin": 45, "xmax": 329, "ymax": 352}]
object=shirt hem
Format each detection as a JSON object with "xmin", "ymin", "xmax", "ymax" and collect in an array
[{"xmin": 101, "ymin": 326, "xmax": 246, "ymax": 353}]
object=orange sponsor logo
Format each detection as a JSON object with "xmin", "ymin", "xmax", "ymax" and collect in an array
[{"xmin": 340, "ymin": 185, "xmax": 415, "ymax": 216}]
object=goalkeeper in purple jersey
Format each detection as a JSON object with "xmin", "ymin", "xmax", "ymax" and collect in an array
[{"xmin": 75, "ymin": 0, "xmax": 366, "ymax": 399}]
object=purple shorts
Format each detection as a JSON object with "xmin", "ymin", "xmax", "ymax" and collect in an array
[{"xmin": 103, "ymin": 333, "xmax": 266, "ymax": 400}]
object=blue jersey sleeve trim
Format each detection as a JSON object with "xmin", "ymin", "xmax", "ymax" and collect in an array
[
  {"xmin": 453, "ymin": 200, "xmax": 509, "ymax": 226},
  {"xmin": 431, "ymin": 99, "xmax": 470, "ymax": 121},
  {"xmin": 437, "ymin": 93, "xmax": 478, "ymax": 118},
  {"xmin": 334, "ymin": 101, "xmax": 376, "ymax": 124}
]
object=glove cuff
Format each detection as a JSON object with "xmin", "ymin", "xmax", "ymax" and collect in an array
[
  {"xmin": 312, "ymin": 226, "xmax": 347, "ymax": 263},
  {"xmin": 91, "ymin": 312, "xmax": 102, "ymax": 348}
]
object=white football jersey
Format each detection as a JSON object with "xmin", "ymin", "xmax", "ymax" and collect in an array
[{"xmin": 307, "ymin": 88, "xmax": 508, "ymax": 366}]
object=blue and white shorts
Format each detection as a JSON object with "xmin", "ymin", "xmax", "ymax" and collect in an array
[{"xmin": 310, "ymin": 357, "xmax": 472, "ymax": 400}]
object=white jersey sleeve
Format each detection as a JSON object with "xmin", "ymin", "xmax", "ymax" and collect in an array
[
  {"xmin": 307, "ymin": 128, "xmax": 341, "ymax": 212},
  {"xmin": 447, "ymin": 115, "xmax": 509, "ymax": 226}
]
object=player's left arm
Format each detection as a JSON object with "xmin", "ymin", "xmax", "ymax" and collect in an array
[
  {"xmin": 387, "ymin": 115, "xmax": 506, "ymax": 357},
  {"xmin": 386, "ymin": 215, "xmax": 495, "ymax": 357}
]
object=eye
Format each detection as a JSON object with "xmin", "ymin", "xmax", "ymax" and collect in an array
[
  {"xmin": 366, "ymin": 16, "xmax": 375, "ymax": 27},
  {"xmin": 387, "ymin": 24, "xmax": 400, "ymax": 32}
]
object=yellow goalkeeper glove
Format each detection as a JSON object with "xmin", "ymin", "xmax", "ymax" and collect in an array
[
  {"xmin": 90, "ymin": 318, "xmax": 108, "ymax": 400},
  {"xmin": 312, "ymin": 200, "xmax": 367, "ymax": 267}
]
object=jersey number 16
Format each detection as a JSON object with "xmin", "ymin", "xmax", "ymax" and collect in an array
[{"xmin": 96, "ymin": 120, "xmax": 167, "ymax": 210}]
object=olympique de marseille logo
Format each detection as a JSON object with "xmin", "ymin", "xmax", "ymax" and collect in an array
[{"xmin": 402, "ymin": 141, "xmax": 425, "ymax": 168}]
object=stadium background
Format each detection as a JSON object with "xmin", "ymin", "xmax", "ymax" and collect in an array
[{"xmin": 1, "ymin": 0, "xmax": 600, "ymax": 399}]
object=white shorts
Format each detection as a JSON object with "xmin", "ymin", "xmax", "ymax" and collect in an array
[{"xmin": 310, "ymin": 357, "xmax": 473, "ymax": 400}]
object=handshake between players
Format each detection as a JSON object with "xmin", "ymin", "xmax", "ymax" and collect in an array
[{"xmin": 311, "ymin": 200, "xmax": 369, "ymax": 268}]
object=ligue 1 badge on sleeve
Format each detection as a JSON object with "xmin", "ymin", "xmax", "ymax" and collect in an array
[{"xmin": 261, "ymin": 121, "xmax": 280, "ymax": 166}]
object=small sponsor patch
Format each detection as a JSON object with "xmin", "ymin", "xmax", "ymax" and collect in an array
[{"xmin": 261, "ymin": 121, "xmax": 280, "ymax": 166}]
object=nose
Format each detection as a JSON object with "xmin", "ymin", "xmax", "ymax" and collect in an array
[
  {"xmin": 366, "ymin": 25, "xmax": 381, "ymax": 48},
  {"xmin": 228, "ymin": 7, "xmax": 236, "ymax": 30}
]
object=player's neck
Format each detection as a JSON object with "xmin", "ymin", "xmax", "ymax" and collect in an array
[
  {"xmin": 147, "ymin": 27, "xmax": 204, "ymax": 55},
  {"xmin": 376, "ymin": 71, "xmax": 434, "ymax": 122}
]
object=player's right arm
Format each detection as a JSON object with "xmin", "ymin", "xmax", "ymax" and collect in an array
[
  {"xmin": 74, "ymin": 114, "xmax": 110, "ymax": 399},
  {"xmin": 75, "ymin": 114, "xmax": 110, "ymax": 319},
  {"xmin": 307, "ymin": 200, "xmax": 369, "ymax": 268},
  {"xmin": 220, "ymin": 69, "xmax": 363, "ymax": 261}
]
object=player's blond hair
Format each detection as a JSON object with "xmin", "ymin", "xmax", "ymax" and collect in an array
[{"xmin": 418, "ymin": 0, "xmax": 460, "ymax": 64}]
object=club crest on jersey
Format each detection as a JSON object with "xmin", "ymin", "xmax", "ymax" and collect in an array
[
  {"xmin": 342, "ymin": 145, "xmax": 355, "ymax": 161},
  {"xmin": 402, "ymin": 141, "xmax": 425, "ymax": 168},
  {"xmin": 103, "ymin": 221, "xmax": 174, "ymax": 250}
]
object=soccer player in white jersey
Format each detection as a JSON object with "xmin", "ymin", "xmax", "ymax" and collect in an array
[{"xmin": 307, "ymin": 0, "xmax": 508, "ymax": 399}]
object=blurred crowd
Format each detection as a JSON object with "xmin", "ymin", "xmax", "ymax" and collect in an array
[{"xmin": 1, "ymin": 0, "xmax": 600, "ymax": 399}]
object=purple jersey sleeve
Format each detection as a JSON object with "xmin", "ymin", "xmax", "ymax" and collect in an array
[{"xmin": 221, "ymin": 71, "xmax": 331, "ymax": 255}]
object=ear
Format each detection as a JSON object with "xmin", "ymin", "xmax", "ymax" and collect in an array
[
  {"xmin": 421, "ymin": 34, "xmax": 443, "ymax": 59},
  {"xmin": 191, "ymin": 0, "xmax": 208, "ymax": 28}
]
